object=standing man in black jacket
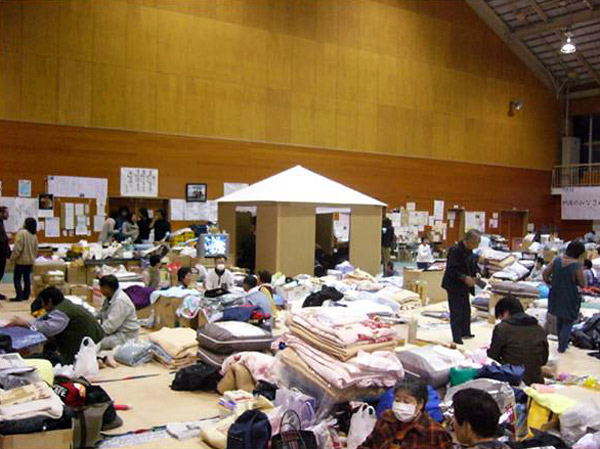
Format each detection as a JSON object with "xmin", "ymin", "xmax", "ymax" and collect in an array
[
  {"xmin": 442, "ymin": 229, "xmax": 481, "ymax": 344},
  {"xmin": 0, "ymin": 207, "xmax": 10, "ymax": 300}
]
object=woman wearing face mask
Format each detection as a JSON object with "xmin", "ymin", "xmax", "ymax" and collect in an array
[
  {"xmin": 358, "ymin": 379, "xmax": 452, "ymax": 449},
  {"xmin": 452, "ymin": 389, "xmax": 510, "ymax": 448},
  {"xmin": 205, "ymin": 255, "xmax": 234, "ymax": 291}
]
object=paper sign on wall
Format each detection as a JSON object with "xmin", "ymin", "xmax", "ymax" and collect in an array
[
  {"xmin": 120, "ymin": 167, "xmax": 159, "ymax": 198},
  {"xmin": 406, "ymin": 202, "xmax": 416, "ymax": 211},
  {"xmin": 45, "ymin": 217, "xmax": 60, "ymax": 238},
  {"xmin": 224, "ymin": 182, "xmax": 249, "ymax": 196},
  {"xmin": 94, "ymin": 216, "xmax": 105, "ymax": 232},
  {"xmin": 47, "ymin": 176, "xmax": 107, "ymax": 201},
  {"xmin": 64, "ymin": 203, "xmax": 75, "ymax": 230},
  {"xmin": 433, "ymin": 200, "xmax": 444, "ymax": 220},
  {"xmin": 447, "ymin": 211, "xmax": 456, "ymax": 220},
  {"xmin": 169, "ymin": 199, "xmax": 185, "ymax": 221},
  {"xmin": 18, "ymin": 180, "xmax": 32, "ymax": 198},
  {"xmin": 465, "ymin": 211, "xmax": 486, "ymax": 233},
  {"xmin": 561, "ymin": 189, "xmax": 600, "ymax": 220}
]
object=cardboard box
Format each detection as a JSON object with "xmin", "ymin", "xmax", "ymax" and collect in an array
[
  {"xmin": 171, "ymin": 255, "xmax": 192, "ymax": 268},
  {"xmin": 70, "ymin": 284, "xmax": 92, "ymax": 303},
  {"xmin": 543, "ymin": 249, "xmax": 557, "ymax": 264},
  {"xmin": 488, "ymin": 294, "xmax": 535, "ymax": 323},
  {"xmin": 34, "ymin": 262, "xmax": 67, "ymax": 277},
  {"xmin": 0, "ymin": 426, "xmax": 73, "ymax": 449},
  {"xmin": 67, "ymin": 263, "xmax": 87, "ymax": 285}
]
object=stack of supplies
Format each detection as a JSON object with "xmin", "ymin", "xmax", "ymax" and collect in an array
[
  {"xmin": 480, "ymin": 248, "xmax": 517, "ymax": 275},
  {"xmin": 490, "ymin": 261, "xmax": 531, "ymax": 281},
  {"xmin": 276, "ymin": 307, "xmax": 403, "ymax": 408},
  {"xmin": 0, "ymin": 382, "xmax": 63, "ymax": 422},
  {"xmin": 149, "ymin": 327, "xmax": 198, "ymax": 370},
  {"xmin": 196, "ymin": 322, "xmax": 275, "ymax": 369},
  {"xmin": 490, "ymin": 280, "xmax": 541, "ymax": 298}
]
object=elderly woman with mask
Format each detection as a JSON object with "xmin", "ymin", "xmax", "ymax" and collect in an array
[{"xmin": 358, "ymin": 379, "xmax": 452, "ymax": 449}]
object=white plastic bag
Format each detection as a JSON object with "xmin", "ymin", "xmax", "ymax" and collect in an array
[
  {"xmin": 347, "ymin": 404, "xmax": 377, "ymax": 449},
  {"xmin": 74, "ymin": 337, "xmax": 99, "ymax": 379},
  {"xmin": 560, "ymin": 402, "xmax": 600, "ymax": 445},
  {"xmin": 574, "ymin": 432, "xmax": 600, "ymax": 449},
  {"xmin": 274, "ymin": 388, "xmax": 316, "ymax": 428}
]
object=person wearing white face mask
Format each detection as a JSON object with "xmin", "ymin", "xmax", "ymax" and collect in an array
[
  {"xmin": 205, "ymin": 255, "xmax": 234, "ymax": 291},
  {"xmin": 452, "ymin": 389, "xmax": 510, "ymax": 449},
  {"xmin": 358, "ymin": 379, "xmax": 452, "ymax": 449}
]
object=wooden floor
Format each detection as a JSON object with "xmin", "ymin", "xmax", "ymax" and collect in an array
[{"xmin": 2, "ymin": 284, "xmax": 600, "ymax": 449}]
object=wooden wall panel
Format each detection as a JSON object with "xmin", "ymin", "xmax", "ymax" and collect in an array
[
  {"xmin": 0, "ymin": 121, "xmax": 565, "ymax": 245},
  {"xmin": 0, "ymin": 0, "xmax": 561, "ymax": 170}
]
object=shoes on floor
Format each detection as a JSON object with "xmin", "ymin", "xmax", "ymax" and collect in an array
[
  {"xmin": 463, "ymin": 334, "xmax": 475, "ymax": 339},
  {"xmin": 453, "ymin": 340, "xmax": 464, "ymax": 345},
  {"xmin": 9, "ymin": 297, "xmax": 25, "ymax": 302},
  {"xmin": 0, "ymin": 294, "xmax": 6, "ymax": 300}
]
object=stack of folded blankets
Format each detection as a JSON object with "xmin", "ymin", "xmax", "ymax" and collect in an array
[
  {"xmin": 490, "ymin": 261, "xmax": 531, "ymax": 281},
  {"xmin": 277, "ymin": 307, "xmax": 404, "ymax": 405},
  {"xmin": 489, "ymin": 280, "xmax": 540, "ymax": 298},
  {"xmin": 149, "ymin": 327, "xmax": 198, "ymax": 370},
  {"xmin": 0, "ymin": 382, "xmax": 66, "ymax": 427},
  {"xmin": 479, "ymin": 248, "xmax": 517, "ymax": 275}
]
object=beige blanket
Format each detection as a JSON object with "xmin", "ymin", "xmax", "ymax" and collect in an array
[{"xmin": 149, "ymin": 327, "xmax": 198, "ymax": 358}]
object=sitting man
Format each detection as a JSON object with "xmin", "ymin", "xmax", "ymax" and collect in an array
[
  {"xmin": 257, "ymin": 270, "xmax": 278, "ymax": 321},
  {"xmin": 243, "ymin": 275, "xmax": 274, "ymax": 330},
  {"xmin": 487, "ymin": 296, "xmax": 548, "ymax": 385},
  {"xmin": 453, "ymin": 388, "xmax": 511, "ymax": 448},
  {"xmin": 205, "ymin": 255, "xmax": 234, "ymax": 291},
  {"xmin": 98, "ymin": 275, "xmax": 140, "ymax": 350},
  {"xmin": 142, "ymin": 254, "xmax": 162, "ymax": 289},
  {"xmin": 8, "ymin": 286, "xmax": 104, "ymax": 365}
]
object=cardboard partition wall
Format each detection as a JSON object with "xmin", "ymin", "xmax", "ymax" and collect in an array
[{"xmin": 350, "ymin": 206, "xmax": 383, "ymax": 275}]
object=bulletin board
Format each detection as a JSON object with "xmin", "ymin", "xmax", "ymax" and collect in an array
[{"xmin": 39, "ymin": 197, "xmax": 99, "ymax": 243}]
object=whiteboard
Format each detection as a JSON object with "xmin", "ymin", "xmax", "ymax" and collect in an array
[
  {"xmin": 120, "ymin": 167, "xmax": 158, "ymax": 198},
  {"xmin": 47, "ymin": 175, "xmax": 108, "ymax": 201},
  {"xmin": 0, "ymin": 197, "xmax": 38, "ymax": 233}
]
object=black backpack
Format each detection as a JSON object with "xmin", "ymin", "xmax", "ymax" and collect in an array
[
  {"xmin": 507, "ymin": 432, "xmax": 569, "ymax": 449},
  {"xmin": 170, "ymin": 362, "xmax": 221, "ymax": 391},
  {"xmin": 571, "ymin": 313, "xmax": 600, "ymax": 350},
  {"xmin": 227, "ymin": 410, "xmax": 272, "ymax": 449}
]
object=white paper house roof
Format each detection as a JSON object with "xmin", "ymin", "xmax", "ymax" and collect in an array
[{"xmin": 217, "ymin": 165, "xmax": 386, "ymax": 207}]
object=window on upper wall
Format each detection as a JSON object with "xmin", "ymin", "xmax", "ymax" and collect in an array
[{"xmin": 574, "ymin": 114, "xmax": 600, "ymax": 164}]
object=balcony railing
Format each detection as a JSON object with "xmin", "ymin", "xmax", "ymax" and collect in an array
[{"xmin": 552, "ymin": 164, "xmax": 600, "ymax": 188}]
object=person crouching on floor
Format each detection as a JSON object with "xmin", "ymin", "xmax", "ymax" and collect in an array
[
  {"xmin": 358, "ymin": 379, "xmax": 452, "ymax": 449},
  {"xmin": 98, "ymin": 275, "xmax": 139, "ymax": 351},
  {"xmin": 487, "ymin": 296, "xmax": 549, "ymax": 385},
  {"xmin": 7, "ymin": 286, "xmax": 104, "ymax": 365},
  {"xmin": 243, "ymin": 275, "xmax": 274, "ymax": 330}
]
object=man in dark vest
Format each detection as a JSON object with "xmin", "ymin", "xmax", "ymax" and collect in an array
[
  {"xmin": 8, "ymin": 286, "xmax": 104, "ymax": 364},
  {"xmin": 442, "ymin": 229, "xmax": 481, "ymax": 345}
]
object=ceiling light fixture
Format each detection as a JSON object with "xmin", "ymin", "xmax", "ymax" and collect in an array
[
  {"xmin": 508, "ymin": 99, "xmax": 524, "ymax": 117},
  {"xmin": 560, "ymin": 32, "xmax": 576, "ymax": 54}
]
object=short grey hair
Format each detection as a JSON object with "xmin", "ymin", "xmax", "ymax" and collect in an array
[{"xmin": 465, "ymin": 229, "xmax": 482, "ymax": 242}]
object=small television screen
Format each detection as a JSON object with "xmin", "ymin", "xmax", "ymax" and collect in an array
[{"xmin": 198, "ymin": 233, "xmax": 229, "ymax": 258}]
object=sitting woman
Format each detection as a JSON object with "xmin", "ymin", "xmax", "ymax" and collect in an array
[
  {"xmin": 177, "ymin": 267, "xmax": 197, "ymax": 289},
  {"xmin": 358, "ymin": 379, "xmax": 452, "ymax": 449}
]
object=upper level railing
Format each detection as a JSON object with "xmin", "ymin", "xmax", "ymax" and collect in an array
[{"xmin": 552, "ymin": 164, "xmax": 600, "ymax": 188}]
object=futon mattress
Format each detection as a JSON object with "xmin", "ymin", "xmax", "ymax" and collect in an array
[{"xmin": 196, "ymin": 321, "xmax": 274, "ymax": 354}]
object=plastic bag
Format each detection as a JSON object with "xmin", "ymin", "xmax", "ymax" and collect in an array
[
  {"xmin": 73, "ymin": 337, "xmax": 99, "ymax": 379},
  {"xmin": 53, "ymin": 363, "xmax": 75, "ymax": 379},
  {"xmin": 347, "ymin": 404, "xmax": 377, "ymax": 449},
  {"xmin": 560, "ymin": 402, "xmax": 600, "ymax": 445},
  {"xmin": 114, "ymin": 340, "xmax": 153, "ymax": 366},
  {"xmin": 574, "ymin": 432, "xmax": 600, "ymax": 449},
  {"xmin": 274, "ymin": 388, "xmax": 316, "ymax": 428}
]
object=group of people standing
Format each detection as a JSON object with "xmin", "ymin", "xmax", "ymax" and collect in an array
[
  {"xmin": 98, "ymin": 206, "xmax": 171, "ymax": 245},
  {"xmin": 443, "ymin": 229, "xmax": 587, "ymax": 356}
]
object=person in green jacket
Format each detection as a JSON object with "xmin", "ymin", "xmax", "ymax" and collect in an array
[{"xmin": 8, "ymin": 286, "xmax": 104, "ymax": 365}]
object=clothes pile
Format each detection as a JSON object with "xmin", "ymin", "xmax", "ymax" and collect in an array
[
  {"xmin": 177, "ymin": 292, "xmax": 245, "ymax": 322},
  {"xmin": 275, "ymin": 307, "xmax": 403, "ymax": 411},
  {"xmin": 489, "ymin": 280, "xmax": 541, "ymax": 298},
  {"xmin": 148, "ymin": 327, "xmax": 198, "ymax": 370}
]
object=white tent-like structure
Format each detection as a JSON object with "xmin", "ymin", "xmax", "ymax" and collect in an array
[{"xmin": 217, "ymin": 165, "xmax": 386, "ymax": 276}]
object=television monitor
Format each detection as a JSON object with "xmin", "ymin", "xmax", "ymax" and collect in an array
[{"xmin": 198, "ymin": 233, "xmax": 229, "ymax": 258}]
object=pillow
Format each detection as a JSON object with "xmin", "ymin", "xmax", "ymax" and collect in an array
[{"xmin": 196, "ymin": 322, "xmax": 274, "ymax": 354}]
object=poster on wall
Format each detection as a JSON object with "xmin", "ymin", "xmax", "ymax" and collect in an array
[
  {"xmin": 465, "ymin": 211, "xmax": 486, "ymax": 233},
  {"xmin": 433, "ymin": 200, "xmax": 445, "ymax": 221},
  {"xmin": 47, "ymin": 176, "xmax": 107, "ymax": 201},
  {"xmin": 45, "ymin": 217, "xmax": 60, "ymax": 238},
  {"xmin": 38, "ymin": 193, "xmax": 54, "ymax": 218},
  {"xmin": 224, "ymin": 182, "xmax": 249, "ymax": 196},
  {"xmin": 18, "ymin": 180, "xmax": 32, "ymax": 198},
  {"xmin": 120, "ymin": 168, "xmax": 158, "ymax": 198},
  {"xmin": 561, "ymin": 189, "xmax": 600, "ymax": 220}
]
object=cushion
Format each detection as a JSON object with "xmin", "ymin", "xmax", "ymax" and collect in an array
[
  {"xmin": 196, "ymin": 322, "xmax": 274, "ymax": 354},
  {"xmin": 197, "ymin": 347, "xmax": 230, "ymax": 369}
]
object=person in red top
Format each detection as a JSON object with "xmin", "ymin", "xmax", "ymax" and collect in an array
[{"xmin": 358, "ymin": 379, "xmax": 452, "ymax": 449}]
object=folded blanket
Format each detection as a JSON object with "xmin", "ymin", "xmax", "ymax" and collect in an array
[{"xmin": 149, "ymin": 327, "xmax": 198, "ymax": 359}]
